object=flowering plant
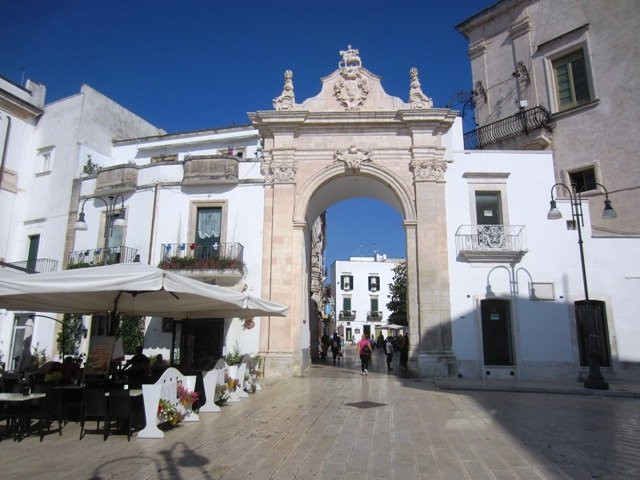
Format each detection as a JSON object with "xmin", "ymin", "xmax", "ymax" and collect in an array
[
  {"xmin": 214, "ymin": 383, "xmax": 230, "ymax": 405},
  {"xmin": 177, "ymin": 384, "xmax": 199, "ymax": 408},
  {"xmin": 157, "ymin": 398, "xmax": 183, "ymax": 426},
  {"xmin": 224, "ymin": 370, "xmax": 239, "ymax": 391}
]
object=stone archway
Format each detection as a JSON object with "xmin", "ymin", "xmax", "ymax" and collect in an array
[{"xmin": 249, "ymin": 47, "xmax": 458, "ymax": 378}]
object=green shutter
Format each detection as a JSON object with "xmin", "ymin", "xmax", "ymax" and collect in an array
[
  {"xmin": 371, "ymin": 298, "xmax": 378, "ymax": 312},
  {"xmin": 553, "ymin": 49, "xmax": 591, "ymax": 110},
  {"xmin": 343, "ymin": 298, "xmax": 351, "ymax": 311}
]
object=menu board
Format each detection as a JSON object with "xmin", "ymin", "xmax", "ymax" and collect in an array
[{"xmin": 84, "ymin": 336, "xmax": 116, "ymax": 375}]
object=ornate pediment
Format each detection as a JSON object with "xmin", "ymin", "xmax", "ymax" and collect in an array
[
  {"xmin": 333, "ymin": 67, "xmax": 369, "ymax": 111},
  {"xmin": 333, "ymin": 145, "xmax": 373, "ymax": 172}
]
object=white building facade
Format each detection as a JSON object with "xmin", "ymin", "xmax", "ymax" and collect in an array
[
  {"xmin": 332, "ymin": 255, "xmax": 401, "ymax": 344},
  {"xmin": 1, "ymin": 44, "xmax": 639, "ymax": 383}
]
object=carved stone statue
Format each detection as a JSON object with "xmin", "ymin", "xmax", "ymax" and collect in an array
[
  {"xmin": 339, "ymin": 45, "xmax": 362, "ymax": 68},
  {"xmin": 273, "ymin": 70, "xmax": 296, "ymax": 111},
  {"xmin": 409, "ymin": 67, "xmax": 433, "ymax": 109}
]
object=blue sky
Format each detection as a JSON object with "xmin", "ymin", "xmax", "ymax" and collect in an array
[{"xmin": 0, "ymin": 0, "xmax": 496, "ymax": 269}]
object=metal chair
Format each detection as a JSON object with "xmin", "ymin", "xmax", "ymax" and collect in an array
[
  {"xmin": 34, "ymin": 389, "xmax": 63, "ymax": 441},
  {"xmin": 79, "ymin": 388, "xmax": 107, "ymax": 440},
  {"xmin": 106, "ymin": 389, "xmax": 133, "ymax": 441}
]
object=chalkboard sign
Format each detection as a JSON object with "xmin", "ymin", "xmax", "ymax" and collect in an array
[{"xmin": 84, "ymin": 336, "xmax": 116, "ymax": 375}]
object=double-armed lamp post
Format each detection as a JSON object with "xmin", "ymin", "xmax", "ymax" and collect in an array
[
  {"xmin": 73, "ymin": 194, "xmax": 127, "ymax": 334},
  {"xmin": 547, "ymin": 182, "xmax": 617, "ymax": 390}
]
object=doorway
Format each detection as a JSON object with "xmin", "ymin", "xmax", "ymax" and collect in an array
[
  {"xmin": 575, "ymin": 300, "xmax": 611, "ymax": 367},
  {"xmin": 174, "ymin": 319, "xmax": 224, "ymax": 372},
  {"xmin": 480, "ymin": 299, "xmax": 514, "ymax": 366}
]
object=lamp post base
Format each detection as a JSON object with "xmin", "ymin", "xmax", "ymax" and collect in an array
[{"xmin": 583, "ymin": 352, "xmax": 609, "ymax": 390}]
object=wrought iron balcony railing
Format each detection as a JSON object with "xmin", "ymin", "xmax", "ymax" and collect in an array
[
  {"xmin": 464, "ymin": 106, "xmax": 554, "ymax": 150},
  {"xmin": 455, "ymin": 225, "xmax": 528, "ymax": 263},
  {"xmin": 367, "ymin": 311, "xmax": 382, "ymax": 321},
  {"xmin": 339, "ymin": 310, "xmax": 356, "ymax": 320},
  {"xmin": 158, "ymin": 242, "xmax": 244, "ymax": 272},
  {"xmin": 1, "ymin": 258, "xmax": 58, "ymax": 273},
  {"xmin": 68, "ymin": 246, "xmax": 139, "ymax": 269}
]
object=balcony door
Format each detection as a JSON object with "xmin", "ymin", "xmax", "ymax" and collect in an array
[
  {"xmin": 27, "ymin": 234, "xmax": 40, "ymax": 273},
  {"xmin": 195, "ymin": 207, "xmax": 221, "ymax": 259},
  {"xmin": 480, "ymin": 299, "xmax": 514, "ymax": 366}
]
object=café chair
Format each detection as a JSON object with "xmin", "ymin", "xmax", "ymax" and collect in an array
[
  {"xmin": 105, "ymin": 389, "xmax": 133, "ymax": 441},
  {"xmin": 79, "ymin": 388, "xmax": 107, "ymax": 440}
]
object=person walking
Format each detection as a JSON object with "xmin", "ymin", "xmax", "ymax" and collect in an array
[
  {"xmin": 385, "ymin": 336, "xmax": 394, "ymax": 373},
  {"xmin": 357, "ymin": 334, "xmax": 373, "ymax": 375},
  {"xmin": 398, "ymin": 333, "xmax": 409, "ymax": 371},
  {"xmin": 330, "ymin": 332, "xmax": 342, "ymax": 364}
]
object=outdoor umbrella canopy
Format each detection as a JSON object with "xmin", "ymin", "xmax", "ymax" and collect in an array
[{"xmin": 0, "ymin": 262, "xmax": 289, "ymax": 318}]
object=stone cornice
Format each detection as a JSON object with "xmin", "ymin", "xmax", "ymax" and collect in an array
[
  {"xmin": 456, "ymin": 0, "xmax": 528, "ymax": 39},
  {"xmin": 0, "ymin": 91, "xmax": 44, "ymax": 120},
  {"xmin": 508, "ymin": 16, "xmax": 531, "ymax": 38}
]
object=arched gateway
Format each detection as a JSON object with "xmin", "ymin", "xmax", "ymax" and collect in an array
[{"xmin": 249, "ymin": 47, "xmax": 458, "ymax": 378}]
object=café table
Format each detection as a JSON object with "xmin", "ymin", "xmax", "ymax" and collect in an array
[{"xmin": 0, "ymin": 392, "xmax": 47, "ymax": 440}]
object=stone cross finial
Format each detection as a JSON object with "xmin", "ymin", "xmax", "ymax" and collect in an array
[
  {"xmin": 273, "ymin": 70, "xmax": 296, "ymax": 111},
  {"xmin": 409, "ymin": 67, "xmax": 433, "ymax": 109}
]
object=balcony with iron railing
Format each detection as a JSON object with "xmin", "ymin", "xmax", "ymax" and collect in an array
[
  {"xmin": 464, "ymin": 106, "xmax": 554, "ymax": 150},
  {"xmin": 455, "ymin": 225, "xmax": 528, "ymax": 263},
  {"xmin": 339, "ymin": 310, "xmax": 356, "ymax": 321},
  {"xmin": 158, "ymin": 242, "xmax": 244, "ymax": 284},
  {"xmin": 1, "ymin": 258, "xmax": 58, "ymax": 273},
  {"xmin": 367, "ymin": 311, "xmax": 382, "ymax": 322},
  {"xmin": 67, "ymin": 246, "xmax": 139, "ymax": 269}
]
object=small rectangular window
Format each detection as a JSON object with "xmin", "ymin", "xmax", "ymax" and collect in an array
[
  {"xmin": 36, "ymin": 147, "xmax": 54, "ymax": 174},
  {"xmin": 568, "ymin": 167, "xmax": 596, "ymax": 192},
  {"xmin": 475, "ymin": 191, "xmax": 502, "ymax": 225},
  {"xmin": 368, "ymin": 276, "xmax": 379, "ymax": 292},
  {"xmin": 553, "ymin": 49, "xmax": 591, "ymax": 111},
  {"xmin": 343, "ymin": 297, "xmax": 351, "ymax": 312},
  {"xmin": 341, "ymin": 275, "xmax": 353, "ymax": 291}
]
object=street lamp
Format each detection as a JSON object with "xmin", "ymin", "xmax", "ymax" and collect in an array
[
  {"xmin": 74, "ymin": 194, "xmax": 127, "ymax": 335},
  {"xmin": 547, "ymin": 182, "xmax": 617, "ymax": 390},
  {"xmin": 74, "ymin": 194, "xmax": 127, "ymax": 250}
]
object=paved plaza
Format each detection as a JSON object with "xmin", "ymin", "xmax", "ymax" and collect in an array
[{"xmin": 1, "ymin": 348, "xmax": 639, "ymax": 480}]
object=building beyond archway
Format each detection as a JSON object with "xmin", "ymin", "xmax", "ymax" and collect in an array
[{"xmin": 250, "ymin": 47, "xmax": 458, "ymax": 378}]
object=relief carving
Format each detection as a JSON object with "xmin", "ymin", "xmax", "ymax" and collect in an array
[
  {"xmin": 408, "ymin": 67, "xmax": 433, "ymax": 109},
  {"xmin": 273, "ymin": 70, "xmax": 296, "ymax": 111},
  {"xmin": 410, "ymin": 158, "xmax": 448, "ymax": 182},
  {"xmin": 261, "ymin": 161, "xmax": 297, "ymax": 183},
  {"xmin": 333, "ymin": 145, "xmax": 373, "ymax": 172},
  {"xmin": 334, "ymin": 45, "xmax": 368, "ymax": 110}
]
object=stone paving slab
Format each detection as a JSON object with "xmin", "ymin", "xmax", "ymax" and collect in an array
[{"xmin": 0, "ymin": 353, "xmax": 639, "ymax": 479}]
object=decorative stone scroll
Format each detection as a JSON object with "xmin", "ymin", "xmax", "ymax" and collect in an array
[
  {"xmin": 261, "ymin": 161, "xmax": 297, "ymax": 183},
  {"xmin": 333, "ymin": 145, "xmax": 373, "ymax": 172},
  {"xmin": 273, "ymin": 70, "xmax": 296, "ymax": 111},
  {"xmin": 408, "ymin": 67, "xmax": 433, "ymax": 109},
  {"xmin": 410, "ymin": 158, "xmax": 448, "ymax": 182}
]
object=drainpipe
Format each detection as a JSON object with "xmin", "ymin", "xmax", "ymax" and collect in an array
[
  {"xmin": 0, "ymin": 115, "xmax": 11, "ymax": 193},
  {"xmin": 148, "ymin": 182, "xmax": 159, "ymax": 264}
]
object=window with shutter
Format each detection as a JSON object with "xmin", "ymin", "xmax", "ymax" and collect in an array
[{"xmin": 553, "ymin": 49, "xmax": 591, "ymax": 111}]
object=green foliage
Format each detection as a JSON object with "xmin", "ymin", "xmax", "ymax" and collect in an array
[
  {"xmin": 31, "ymin": 343, "xmax": 47, "ymax": 370},
  {"xmin": 57, "ymin": 314, "xmax": 84, "ymax": 356},
  {"xmin": 82, "ymin": 154, "xmax": 100, "ymax": 175},
  {"xmin": 158, "ymin": 255, "xmax": 244, "ymax": 272},
  {"xmin": 116, "ymin": 315, "xmax": 145, "ymax": 355},
  {"xmin": 224, "ymin": 343, "xmax": 243, "ymax": 365},
  {"xmin": 386, "ymin": 261, "xmax": 408, "ymax": 326}
]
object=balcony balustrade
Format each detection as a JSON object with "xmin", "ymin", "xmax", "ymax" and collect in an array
[
  {"xmin": 158, "ymin": 243, "xmax": 244, "ymax": 282},
  {"xmin": 67, "ymin": 246, "xmax": 138, "ymax": 269},
  {"xmin": 464, "ymin": 106, "xmax": 554, "ymax": 150},
  {"xmin": 1, "ymin": 258, "xmax": 58, "ymax": 273},
  {"xmin": 339, "ymin": 310, "xmax": 356, "ymax": 320},
  {"xmin": 367, "ymin": 311, "xmax": 382, "ymax": 321},
  {"xmin": 182, "ymin": 155, "xmax": 239, "ymax": 185},
  {"xmin": 94, "ymin": 165, "xmax": 138, "ymax": 195},
  {"xmin": 455, "ymin": 224, "xmax": 528, "ymax": 263}
]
